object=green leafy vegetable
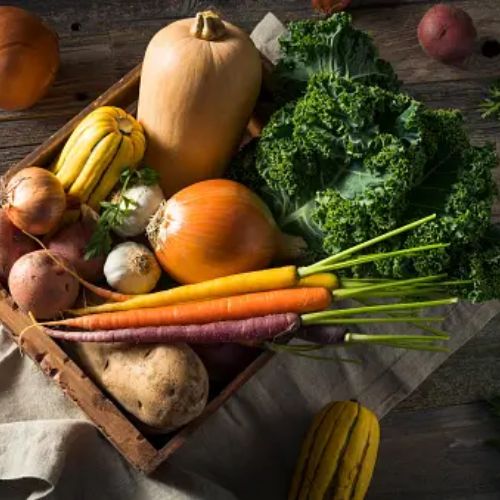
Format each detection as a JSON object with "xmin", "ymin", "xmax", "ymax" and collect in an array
[
  {"xmin": 85, "ymin": 167, "xmax": 160, "ymax": 259},
  {"xmin": 274, "ymin": 12, "xmax": 399, "ymax": 102},
  {"xmin": 480, "ymin": 80, "xmax": 500, "ymax": 120},
  {"xmin": 228, "ymin": 13, "xmax": 499, "ymax": 301}
]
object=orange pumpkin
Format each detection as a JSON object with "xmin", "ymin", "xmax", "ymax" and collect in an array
[
  {"xmin": 0, "ymin": 6, "xmax": 59, "ymax": 111},
  {"xmin": 137, "ymin": 11, "xmax": 262, "ymax": 197}
]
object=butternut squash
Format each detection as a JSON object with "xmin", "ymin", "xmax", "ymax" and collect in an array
[
  {"xmin": 53, "ymin": 106, "xmax": 146, "ymax": 210},
  {"xmin": 0, "ymin": 6, "xmax": 59, "ymax": 111},
  {"xmin": 289, "ymin": 401, "xmax": 380, "ymax": 500},
  {"xmin": 137, "ymin": 11, "xmax": 262, "ymax": 197}
]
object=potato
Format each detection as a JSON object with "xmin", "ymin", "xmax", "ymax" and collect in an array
[
  {"xmin": 8, "ymin": 250, "xmax": 80, "ymax": 319},
  {"xmin": 72, "ymin": 342, "xmax": 209, "ymax": 432},
  {"xmin": 418, "ymin": 4, "xmax": 476, "ymax": 66}
]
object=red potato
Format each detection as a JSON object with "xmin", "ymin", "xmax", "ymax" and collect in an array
[
  {"xmin": 48, "ymin": 213, "xmax": 105, "ymax": 282},
  {"xmin": 418, "ymin": 4, "xmax": 477, "ymax": 66},
  {"xmin": 8, "ymin": 250, "xmax": 80, "ymax": 319},
  {"xmin": 0, "ymin": 208, "xmax": 38, "ymax": 285}
]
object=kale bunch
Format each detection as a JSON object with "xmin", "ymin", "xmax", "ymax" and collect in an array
[{"xmin": 228, "ymin": 13, "xmax": 499, "ymax": 301}]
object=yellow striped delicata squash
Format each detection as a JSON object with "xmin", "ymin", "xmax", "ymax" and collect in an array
[
  {"xmin": 289, "ymin": 400, "xmax": 380, "ymax": 500},
  {"xmin": 53, "ymin": 106, "xmax": 146, "ymax": 210}
]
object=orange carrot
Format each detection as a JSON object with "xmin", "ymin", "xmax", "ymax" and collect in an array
[{"xmin": 46, "ymin": 287, "xmax": 332, "ymax": 330}]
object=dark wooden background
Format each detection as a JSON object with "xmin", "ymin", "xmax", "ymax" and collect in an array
[{"xmin": 1, "ymin": 0, "xmax": 500, "ymax": 497}]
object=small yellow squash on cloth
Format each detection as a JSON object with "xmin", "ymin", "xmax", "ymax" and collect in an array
[
  {"xmin": 289, "ymin": 401, "xmax": 380, "ymax": 500},
  {"xmin": 137, "ymin": 10, "xmax": 262, "ymax": 197},
  {"xmin": 53, "ymin": 106, "xmax": 146, "ymax": 209}
]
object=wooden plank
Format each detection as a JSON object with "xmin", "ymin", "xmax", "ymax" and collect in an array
[{"xmin": 369, "ymin": 402, "xmax": 500, "ymax": 498}]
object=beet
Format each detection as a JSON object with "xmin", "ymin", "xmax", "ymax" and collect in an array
[
  {"xmin": 48, "ymin": 213, "xmax": 105, "ymax": 282},
  {"xmin": 0, "ymin": 208, "xmax": 38, "ymax": 285},
  {"xmin": 418, "ymin": 4, "xmax": 477, "ymax": 66}
]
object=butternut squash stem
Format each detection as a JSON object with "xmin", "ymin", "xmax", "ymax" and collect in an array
[
  {"xmin": 190, "ymin": 11, "xmax": 226, "ymax": 41},
  {"xmin": 20, "ymin": 230, "xmax": 131, "ymax": 302}
]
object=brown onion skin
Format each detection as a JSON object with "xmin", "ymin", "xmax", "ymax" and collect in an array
[
  {"xmin": 0, "ymin": 6, "xmax": 59, "ymax": 111},
  {"xmin": 417, "ymin": 4, "xmax": 476, "ymax": 66},
  {"xmin": 5, "ymin": 167, "xmax": 66, "ymax": 235},
  {"xmin": 8, "ymin": 250, "xmax": 80, "ymax": 320},
  {"xmin": 0, "ymin": 208, "xmax": 38, "ymax": 285},
  {"xmin": 148, "ymin": 179, "xmax": 305, "ymax": 284}
]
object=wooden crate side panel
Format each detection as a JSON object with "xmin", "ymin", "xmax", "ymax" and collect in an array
[{"xmin": 0, "ymin": 288, "xmax": 159, "ymax": 471}]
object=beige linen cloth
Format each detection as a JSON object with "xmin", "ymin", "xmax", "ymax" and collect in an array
[{"xmin": 1, "ymin": 14, "xmax": 500, "ymax": 500}]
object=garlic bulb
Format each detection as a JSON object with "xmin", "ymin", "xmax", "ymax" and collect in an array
[
  {"xmin": 104, "ymin": 242, "xmax": 162, "ymax": 294},
  {"xmin": 114, "ymin": 184, "xmax": 164, "ymax": 237}
]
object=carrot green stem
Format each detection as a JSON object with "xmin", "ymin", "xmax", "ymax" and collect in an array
[
  {"xmin": 310, "ymin": 243, "xmax": 449, "ymax": 273},
  {"xmin": 347, "ymin": 333, "xmax": 448, "ymax": 342},
  {"xmin": 302, "ymin": 297, "xmax": 457, "ymax": 323},
  {"xmin": 299, "ymin": 213, "xmax": 437, "ymax": 276},
  {"xmin": 332, "ymin": 274, "xmax": 447, "ymax": 299},
  {"xmin": 354, "ymin": 298, "xmax": 450, "ymax": 337},
  {"xmin": 265, "ymin": 342, "xmax": 360, "ymax": 363},
  {"xmin": 307, "ymin": 316, "xmax": 445, "ymax": 325},
  {"xmin": 345, "ymin": 333, "xmax": 449, "ymax": 352}
]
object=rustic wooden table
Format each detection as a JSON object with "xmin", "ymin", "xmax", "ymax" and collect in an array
[{"xmin": 1, "ymin": 0, "xmax": 500, "ymax": 497}]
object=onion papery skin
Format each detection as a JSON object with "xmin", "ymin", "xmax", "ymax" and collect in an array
[
  {"xmin": 4, "ymin": 167, "xmax": 66, "ymax": 235},
  {"xmin": 147, "ymin": 179, "xmax": 304, "ymax": 284}
]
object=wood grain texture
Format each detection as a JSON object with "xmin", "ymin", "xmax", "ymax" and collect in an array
[{"xmin": 370, "ymin": 402, "xmax": 500, "ymax": 499}]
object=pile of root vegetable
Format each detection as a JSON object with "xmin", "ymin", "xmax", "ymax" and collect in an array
[{"xmin": 1, "ymin": 10, "xmax": 494, "ymax": 433}]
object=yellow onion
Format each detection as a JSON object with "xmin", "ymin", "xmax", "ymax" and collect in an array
[
  {"xmin": 3, "ymin": 167, "xmax": 66, "ymax": 235},
  {"xmin": 147, "ymin": 179, "xmax": 306, "ymax": 284}
]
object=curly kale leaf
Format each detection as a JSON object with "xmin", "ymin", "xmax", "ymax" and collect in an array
[
  {"xmin": 455, "ymin": 226, "xmax": 500, "ymax": 302},
  {"xmin": 274, "ymin": 12, "xmax": 399, "ymax": 101},
  {"xmin": 253, "ymin": 73, "xmax": 428, "ymax": 248}
]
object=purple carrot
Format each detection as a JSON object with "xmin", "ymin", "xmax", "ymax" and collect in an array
[
  {"xmin": 45, "ymin": 313, "xmax": 301, "ymax": 344},
  {"xmin": 297, "ymin": 325, "xmax": 347, "ymax": 345}
]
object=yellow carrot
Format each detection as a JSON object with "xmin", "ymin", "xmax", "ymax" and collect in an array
[
  {"xmin": 72, "ymin": 265, "xmax": 299, "ymax": 315},
  {"xmin": 297, "ymin": 273, "xmax": 339, "ymax": 289}
]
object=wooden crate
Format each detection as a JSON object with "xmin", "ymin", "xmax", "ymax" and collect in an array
[{"xmin": 0, "ymin": 61, "xmax": 274, "ymax": 473}]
